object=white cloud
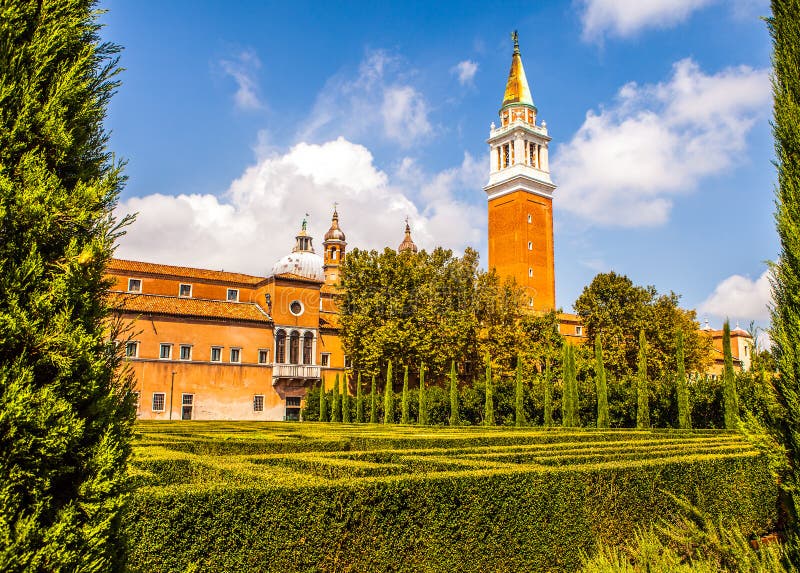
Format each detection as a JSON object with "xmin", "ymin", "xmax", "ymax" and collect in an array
[
  {"xmin": 553, "ymin": 58, "xmax": 770, "ymax": 227},
  {"xmin": 116, "ymin": 138, "xmax": 482, "ymax": 275},
  {"xmin": 299, "ymin": 51, "xmax": 432, "ymax": 147},
  {"xmin": 578, "ymin": 0, "xmax": 716, "ymax": 41},
  {"xmin": 452, "ymin": 60, "xmax": 479, "ymax": 86},
  {"xmin": 219, "ymin": 49, "xmax": 263, "ymax": 110},
  {"xmin": 698, "ymin": 269, "xmax": 772, "ymax": 322}
]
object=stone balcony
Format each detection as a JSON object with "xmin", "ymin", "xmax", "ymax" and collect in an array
[{"xmin": 272, "ymin": 364, "xmax": 321, "ymax": 382}]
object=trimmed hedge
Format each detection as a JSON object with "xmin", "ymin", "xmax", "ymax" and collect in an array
[{"xmin": 126, "ymin": 423, "xmax": 777, "ymax": 573}]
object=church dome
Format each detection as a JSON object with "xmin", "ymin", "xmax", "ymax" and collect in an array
[{"xmin": 271, "ymin": 251, "xmax": 324, "ymax": 281}]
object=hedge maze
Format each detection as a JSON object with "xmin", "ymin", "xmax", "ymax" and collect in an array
[{"xmin": 127, "ymin": 423, "xmax": 777, "ymax": 573}]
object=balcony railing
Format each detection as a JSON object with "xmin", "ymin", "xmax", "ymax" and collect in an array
[{"xmin": 272, "ymin": 364, "xmax": 321, "ymax": 379}]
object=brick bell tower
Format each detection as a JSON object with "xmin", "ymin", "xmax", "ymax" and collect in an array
[{"xmin": 484, "ymin": 31, "xmax": 556, "ymax": 311}]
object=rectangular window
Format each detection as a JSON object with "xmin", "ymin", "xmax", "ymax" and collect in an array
[
  {"xmin": 128, "ymin": 278, "xmax": 142, "ymax": 293},
  {"xmin": 258, "ymin": 349, "xmax": 270, "ymax": 364},
  {"xmin": 321, "ymin": 353, "xmax": 330, "ymax": 367},
  {"xmin": 230, "ymin": 348, "xmax": 241, "ymax": 363},
  {"xmin": 503, "ymin": 144, "xmax": 510, "ymax": 168},
  {"xmin": 125, "ymin": 341, "xmax": 139, "ymax": 358},
  {"xmin": 182, "ymin": 393, "xmax": 194, "ymax": 406},
  {"xmin": 253, "ymin": 395, "xmax": 264, "ymax": 412},
  {"xmin": 575, "ymin": 326, "xmax": 583, "ymax": 336},
  {"xmin": 152, "ymin": 392, "xmax": 165, "ymax": 412},
  {"xmin": 286, "ymin": 396, "xmax": 301, "ymax": 407},
  {"xmin": 179, "ymin": 345, "xmax": 192, "ymax": 360},
  {"xmin": 181, "ymin": 393, "xmax": 193, "ymax": 420},
  {"xmin": 159, "ymin": 344, "xmax": 172, "ymax": 359},
  {"xmin": 227, "ymin": 288, "xmax": 239, "ymax": 302},
  {"xmin": 344, "ymin": 355, "xmax": 352, "ymax": 369},
  {"xmin": 211, "ymin": 347, "xmax": 222, "ymax": 362},
  {"xmin": 179, "ymin": 283, "xmax": 192, "ymax": 298}
]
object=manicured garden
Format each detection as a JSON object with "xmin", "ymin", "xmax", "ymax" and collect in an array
[{"xmin": 126, "ymin": 422, "xmax": 776, "ymax": 573}]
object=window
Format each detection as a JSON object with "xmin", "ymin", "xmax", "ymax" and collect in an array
[
  {"xmin": 321, "ymin": 353, "xmax": 331, "ymax": 367},
  {"xmin": 290, "ymin": 300, "xmax": 303, "ymax": 316},
  {"xmin": 286, "ymin": 397, "xmax": 301, "ymax": 407},
  {"xmin": 303, "ymin": 332, "xmax": 314, "ymax": 365},
  {"xmin": 128, "ymin": 278, "xmax": 142, "ymax": 293},
  {"xmin": 528, "ymin": 268, "xmax": 533, "ymax": 278},
  {"xmin": 179, "ymin": 345, "xmax": 192, "ymax": 360},
  {"xmin": 125, "ymin": 341, "xmax": 139, "ymax": 358},
  {"xmin": 227, "ymin": 289, "xmax": 239, "ymax": 302},
  {"xmin": 502, "ymin": 144, "xmax": 510, "ymax": 168},
  {"xmin": 289, "ymin": 331, "xmax": 300, "ymax": 364},
  {"xmin": 275, "ymin": 330, "xmax": 286, "ymax": 363},
  {"xmin": 152, "ymin": 392, "xmax": 165, "ymax": 412},
  {"xmin": 230, "ymin": 348, "xmax": 241, "ymax": 363},
  {"xmin": 344, "ymin": 355, "xmax": 352, "ymax": 369},
  {"xmin": 211, "ymin": 346, "xmax": 222, "ymax": 362},
  {"xmin": 528, "ymin": 241, "xmax": 533, "ymax": 250},
  {"xmin": 253, "ymin": 395, "xmax": 264, "ymax": 412},
  {"xmin": 159, "ymin": 344, "xmax": 172, "ymax": 359},
  {"xmin": 527, "ymin": 214, "xmax": 532, "ymax": 224},
  {"xmin": 258, "ymin": 349, "xmax": 270, "ymax": 364},
  {"xmin": 179, "ymin": 283, "xmax": 192, "ymax": 298},
  {"xmin": 181, "ymin": 394, "xmax": 193, "ymax": 420},
  {"xmin": 575, "ymin": 326, "xmax": 583, "ymax": 336}
]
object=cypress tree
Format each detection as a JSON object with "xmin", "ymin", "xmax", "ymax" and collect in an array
[
  {"xmin": 401, "ymin": 365, "xmax": 410, "ymax": 424},
  {"xmin": 384, "ymin": 361, "xmax": 394, "ymax": 424},
  {"xmin": 418, "ymin": 362, "xmax": 427, "ymax": 425},
  {"xmin": 676, "ymin": 330, "xmax": 691, "ymax": 429},
  {"xmin": 515, "ymin": 356, "xmax": 525, "ymax": 427},
  {"xmin": 636, "ymin": 329, "xmax": 650, "ymax": 429},
  {"xmin": 570, "ymin": 344, "xmax": 580, "ymax": 426},
  {"xmin": 563, "ymin": 343, "xmax": 578, "ymax": 427},
  {"xmin": 355, "ymin": 372, "xmax": 364, "ymax": 423},
  {"xmin": 544, "ymin": 359, "xmax": 553, "ymax": 427},
  {"xmin": 768, "ymin": 4, "xmax": 800, "ymax": 556},
  {"xmin": 485, "ymin": 353, "xmax": 495, "ymax": 426},
  {"xmin": 0, "ymin": 4, "xmax": 135, "ymax": 568},
  {"xmin": 562, "ymin": 343, "xmax": 572, "ymax": 427},
  {"xmin": 369, "ymin": 374, "xmax": 377, "ymax": 423},
  {"xmin": 722, "ymin": 320, "xmax": 740, "ymax": 429},
  {"xmin": 332, "ymin": 374, "xmax": 341, "ymax": 422},
  {"xmin": 319, "ymin": 380, "xmax": 328, "ymax": 422},
  {"xmin": 342, "ymin": 375, "xmax": 351, "ymax": 423},
  {"xmin": 595, "ymin": 336, "xmax": 610, "ymax": 428},
  {"xmin": 449, "ymin": 360, "xmax": 459, "ymax": 426}
]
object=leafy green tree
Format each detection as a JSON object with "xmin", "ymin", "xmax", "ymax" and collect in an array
[
  {"xmin": 319, "ymin": 380, "xmax": 328, "ymax": 422},
  {"xmin": 515, "ymin": 356, "xmax": 525, "ymax": 427},
  {"xmin": 355, "ymin": 372, "xmax": 363, "ymax": 423},
  {"xmin": 484, "ymin": 354, "xmax": 495, "ymax": 426},
  {"xmin": 0, "ymin": 3, "xmax": 137, "ymax": 570},
  {"xmin": 332, "ymin": 374, "xmax": 341, "ymax": 422},
  {"xmin": 369, "ymin": 374, "xmax": 377, "ymax": 423},
  {"xmin": 722, "ymin": 321, "xmax": 740, "ymax": 429},
  {"xmin": 418, "ymin": 362, "xmax": 427, "ymax": 425},
  {"xmin": 449, "ymin": 360, "xmax": 459, "ymax": 426},
  {"xmin": 384, "ymin": 361, "xmax": 393, "ymax": 424},
  {"xmin": 595, "ymin": 336, "xmax": 610, "ymax": 428},
  {"xmin": 676, "ymin": 330, "xmax": 691, "ymax": 429},
  {"xmin": 401, "ymin": 365, "xmax": 410, "ymax": 424},
  {"xmin": 637, "ymin": 330, "xmax": 650, "ymax": 428},
  {"xmin": 342, "ymin": 375, "xmax": 351, "ymax": 423},
  {"xmin": 544, "ymin": 359, "xmax": 553, "ymax": 427}
]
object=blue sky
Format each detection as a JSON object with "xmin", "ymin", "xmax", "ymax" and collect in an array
[{"xmin": 101, "ymin": 0, "xmax": 775, "ymax": 330}]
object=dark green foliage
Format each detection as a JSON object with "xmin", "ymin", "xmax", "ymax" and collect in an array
[
  {"xmin": 637, "ymin": 330, "xmax": 650, "ymax": 429},
  {"xmin": 485, "ymin": 354, "xmax": 495, "ymax": 426},
  {"xmin": 595, "ymin": 337, "xmax": 610, "ymax": 429},
  {"xmin": 544, "ymin": 360, "xmax": 553, "ymax": 427},
  {"xmin": 126, "ymin": 422, "xmax": 777, "ymax": 573},
  {"xmin": 384, "ymin": 361, "xmax": 393, "ymax": 424},
  {"xmin": 563, "ymin": 344, "xmax": 579, "ymax": 427},
  {"xmin": 319, "ymin": 381, "xmax": 328, "ymax": 422},
  {"xmin": 401, "ymin": 365, "xmax": 410, "ymax": 424},
  {"xmin": 342, "ymin": 376, "xmax": 351, "ymax": 423},
  {"xmin": 0, "ymin": 2, "xmax": 136, "ymax": 570},
  {"xmin": 369, "ymin": 375, "xmax": 377, "ymax": 424},
  {"xmin": 332, "ymin": 375, "xmax": 341, "ymax": 423},
  {"xmin": 515, "ymin": 356, "xmax": 525, "ymax": 427},
  {"xmin": 449, "ymin": 360, "xmax": 459, "ymax": 426},
  {"xmin": 418, "ymin": 363, "xmax": 427, "ymax": 425},
  {"xmin": 676, "ymin": 330, "xmax": 691, "ymax": 430},
  {"xmin": 355, "ymin": 373, "xmax": 363, "ymax": 423},
  {"xmin": 722, "ymin": 321, "xmax": 739, "ymax": 430}
]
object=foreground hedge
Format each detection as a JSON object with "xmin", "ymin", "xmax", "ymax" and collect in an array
[{"xmin": 126, "ymin": 450, "xmax": 775, "ymax": 572}]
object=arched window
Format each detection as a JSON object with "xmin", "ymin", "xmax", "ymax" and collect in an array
[
  {"xmin": 275, "ymin": 330, "xmax": 286, "ymax": 363},
  {"xmin": 303, "ymin": 332, "xmax": 314, "ymax": 365},
  {"xmin": 289, "ymin": 331, "xmax": 300, "ymax": 364}
]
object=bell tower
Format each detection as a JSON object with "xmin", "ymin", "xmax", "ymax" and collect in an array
[
  {"xmin": 484, "ymin": 31, "xmax": 556, "ymax": 311},
  {"xmin": 323, "ymin": 206, "xmax": 346, "ymax": 286}
]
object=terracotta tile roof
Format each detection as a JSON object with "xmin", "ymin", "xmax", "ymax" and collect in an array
[
  {"xmin": 108, "ymin": 259, "xmax": 266, "ymax": 286},
  {"xmin": 110, "ymin": 292, "xmax": 272, "ymax": 323},
  {"xmin": 273, "ymin": 272, "xmax": 323, "ymax": 284},
  {"xmin": 319, "ymin": 311, "xmax": 340, "ymax": 329}
]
